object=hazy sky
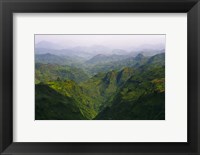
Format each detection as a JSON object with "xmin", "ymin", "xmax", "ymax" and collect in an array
[{"xmin": 35, "ymin": 34, "xmax": 166, "ymax": 50}]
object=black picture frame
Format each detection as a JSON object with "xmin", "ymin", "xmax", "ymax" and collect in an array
[{"xmin": 0, "ymin": 0, "xmax": 200, "ymax": 154}]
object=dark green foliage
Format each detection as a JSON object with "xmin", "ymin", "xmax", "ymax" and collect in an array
[
  {"xmin": 95, "ymin": 92, "xmax": 165, "ymax": 120},
  {"xmin": 35, "ymin": 84, "xmax": 86, "ymax": 120},
  {"xmin": 47, "ymin": 80, "xmax": 97, "ymax": 119}
]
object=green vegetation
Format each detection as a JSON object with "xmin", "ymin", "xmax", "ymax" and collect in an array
[
  {"xmin": 35, "ymin": 53, "xmax": 165, "ymax": 120},
  {"xmin": 35, "ymin": 63, "xmax": 89, "ymax": 84},
  {"xmin": 35, "ymin": 53, "xmax": 85, "ymax": 66},
  {"xmin": 35, "ymin": 84, "xmax": 86, "ymax": 120},
  {"xmin": 47, "ymin": 80, "xmax": 97, "ymax": 119},
  {"xmin": 95, "ymin": 65, "xmax": 165, "ymax": 120}
]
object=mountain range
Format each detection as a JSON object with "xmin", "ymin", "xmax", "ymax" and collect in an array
[
  {"xmin": 35, "ymin": 48, "xmax": 165, "ymax": 120},
  {"xmin": 35, "ymin": 41, "xmax": 165, "ymax": 59}
]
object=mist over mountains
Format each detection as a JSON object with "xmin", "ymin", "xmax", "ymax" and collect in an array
[
  {"xmin": 35, "ymin": 37, "xmax": 165, "ymax": 120},
  {"xmin": 35, "ymin": 41, "xmax": 165, "ymax": 59}
]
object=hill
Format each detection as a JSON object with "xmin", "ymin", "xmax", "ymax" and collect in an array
[
  {"xmin": 35, "ymin": 63, "xmax": 89, "ymax": 84},
  {"xmin": 80, "ymin": 67, "xmax": 135, "ymax": 111},
  {"xmin": 46, "ymin": 80, "xmax": 97, "ymax": 119},
  {"xmin": 95, "ymin": 64, "xmax": 165, "ymax": 120},
  {"xmin": 84, "ymin": 53, "xmax": 148, "ymax": 75},
  {"xmin": 36, "ymin": 80, "xmax": 98, "ymax": 120},
  {"xmin": 35, "ymin": 53, "xmax": 85, "ymax": 66},
  {"xmin": 35, "ymin": 84, "xmax": 86, "ymax": 120}
]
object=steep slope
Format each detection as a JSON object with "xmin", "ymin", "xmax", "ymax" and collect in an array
[
  {"xmin": 95, "ymin": 54, "xmax": 165, "ymax": 120},
  {"xmin": 80, "ymin": 67, "xmax": 135, "ymax": 111},
  {"xmin": 100, "ymin": 67, "xmax": 134, "ymax": 97},
  {"xmin": 116, "ymin": 67, "xmax": 134, "ymax": 86},
  {"xmin": 35, "ymin": 84, "xmax": 85, "ymax": 120},
  {"xmin": 35, "ymin": 63, "xmax": 89, "ymax": 84},
  {"xmin": 96, "ymin": 92, "xmax": 165, "ymax": 120},
  {"xmin": 146, "ymin": 53, "xmax": 165, "ymax": 67},
  {"xmin": 47, "ymin": 80, "xmax": 97, "ymax": 119}
]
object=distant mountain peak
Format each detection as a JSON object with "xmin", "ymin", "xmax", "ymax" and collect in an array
[
  {"xmin": 135, "ymin": 53, "xmax": 145, "ymax": 59},
  {"xmin": 102, "ymin": 70, "xmax": 117, "ymax": 85},
  {"xmin": 117, "ymin": 67, "xmax": 134, "ymax": 85}
]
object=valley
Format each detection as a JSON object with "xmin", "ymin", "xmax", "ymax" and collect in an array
[{"xmin": 35, "ymin": 50, "xmax": 165, "ymax": 120}]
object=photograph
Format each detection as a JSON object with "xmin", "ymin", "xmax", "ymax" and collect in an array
[{"xmin": 35, "ymin": 34, "xmax": 165, "ymax": 120}]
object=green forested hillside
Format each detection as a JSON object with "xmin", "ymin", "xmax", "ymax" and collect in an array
[
  {"xmin": 95, "ymin": 65, "xmax": 165, "ymax": 120},
  {"xmin": 35, "ymin": 53, "xmax": 165, "ymax": 120},
  {"xmin": 35, "ymin": 63, "xmax": 89, "ymax": 84},
  {"xmin": 47, "ymin": 80, "xmax": 97, "ymax": 119},
  {"xmin": 80, "ymin": 67, "xmax": 135, "ymax": 111},
  {"xmin": 35, "ymin": 84, "xmax": 86, "ymax": 120}
]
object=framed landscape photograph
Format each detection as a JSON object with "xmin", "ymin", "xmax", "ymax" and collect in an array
[{"xmin": 0, "ymin": 0, "xmax": 200, "ymax": 155}]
